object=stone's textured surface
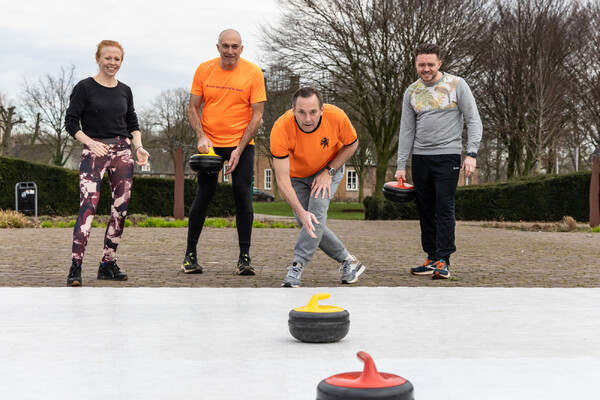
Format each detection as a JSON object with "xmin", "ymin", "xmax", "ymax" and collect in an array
[
  {"xmin": 189, "ymin": 149, "xmax": 224, "ymax": 174},
  {"xmin": 288, "ymin": 309, "xmax": 350, "ymax": 343}
]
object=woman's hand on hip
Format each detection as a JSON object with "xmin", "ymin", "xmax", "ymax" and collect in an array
[{"xmin": 87, "ymin": 140, "xmax": 109, "ymax": 157}]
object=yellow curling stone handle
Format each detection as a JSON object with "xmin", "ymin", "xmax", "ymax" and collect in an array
[
  {"xmin": 293, "ymin": 293, "xmax": 345, "ymax": 313},
  {"xmin": 193, "ymin": 147, "xmax": 219, "ymax": 157},
  {"xmin": 201, "ymin": 147, "xmax": 218, "ymax": 156}
]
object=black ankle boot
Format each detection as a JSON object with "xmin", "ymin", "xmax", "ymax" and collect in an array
[{"xmin": 67, "ymin": 260, "xmax": 82, "ymax": 286}]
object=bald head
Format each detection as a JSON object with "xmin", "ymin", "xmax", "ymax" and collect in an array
[
  {"xmin": 216, "ymin": 29, "xmax": 243, "ymax": 70},
  {"xmin": 218, "ymin": 29, "xmax": 242, "ymax": 44}
]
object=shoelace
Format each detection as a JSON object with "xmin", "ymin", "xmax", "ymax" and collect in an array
[
  {"xmin": 422, "ymin": 259, "xmax": 433, "ymax": 266},
  {"xmin": 69, "ymin": 265, "xmax": 80, "ymax": 276},
  {"xmin": 107, "ymin": 260, "xmax": 120, "ymax": 272},
  {"xmin": 433, "ymin": 261, "xmax": 446, "ymax": 269},
  {"xmin": 287, "ymin": 264, "xmax": 302, "ymax": 277},
  {"xmin": 340, "ymin": 259, "xmax": 352, "ymax": 274}
]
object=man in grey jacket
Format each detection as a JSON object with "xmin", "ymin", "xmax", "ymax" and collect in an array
[{"xmin": 395, "ymin": 43, "xmax": 482, "ymax": 279}]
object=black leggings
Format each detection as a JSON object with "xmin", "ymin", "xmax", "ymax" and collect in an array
[{"xmin": 186, "ymin": 145, "xmax": 254, "ymax": 256}]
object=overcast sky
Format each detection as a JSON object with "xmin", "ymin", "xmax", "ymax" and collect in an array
[{"xmin": 0, "ymin": 0, "xmax": 279, "ymax": 109}]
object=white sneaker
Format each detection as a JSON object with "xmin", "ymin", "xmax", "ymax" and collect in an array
[
  {"xmin": 282, "ymin": 262, "xmax": 303, "ymax": 287},
  {"xmin": 340, "ymin": 256, "xmax": 365, "ymax": 284}
]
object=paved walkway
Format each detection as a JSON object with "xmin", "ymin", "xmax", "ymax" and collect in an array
[{"xmin": 1, "ymin": 220, "xmax": 599, "ymax": 287}]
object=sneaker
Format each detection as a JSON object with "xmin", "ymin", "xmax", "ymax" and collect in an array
[
  {"xmin": 410, "ymin": 259, "xmax": 436, "ymax": 275},
  {"xmin": 432, "ymin": 259, "xmax": 450, "ymax": 279},
  {"xmin": 97, "ymin": 259, "xmax": 128, "ymax": 281},
  {"xmin": 181, "ymin": 253, "xmax": 203, "ymax": 274},
  {"xmin": 340, "ymin": 256, "xmax": 366, "ymax": 284},
  {"xmin": 235, "ymin": 254, "xmax": 255, "ymax": 276},
  {"xmin": 282, "ymin": 262, "xmax": 302, "ymax": 288},
  {"xmin": 67, "ymin": 260, "xmax": 82, "ymax": 286}
]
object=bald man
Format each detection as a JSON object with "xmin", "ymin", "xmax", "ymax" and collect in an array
[{"xmin": 182, "ymin": 29, "xmax": 267, "ymax": 276}]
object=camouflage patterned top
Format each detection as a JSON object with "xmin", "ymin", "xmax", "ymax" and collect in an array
[{"xmin": 396, "ymin": 72, "xmax": 482, "ymax": 170}]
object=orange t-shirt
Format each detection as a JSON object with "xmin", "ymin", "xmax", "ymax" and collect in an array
[
  {"xmin": 191, "ymin": 57, "xmax": 266, "ymax": 147},
  {"xmin": 270, "ymin": 104, "xmax": 358, "ymax": 178}
]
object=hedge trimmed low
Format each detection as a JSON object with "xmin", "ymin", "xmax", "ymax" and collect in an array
[
  {"xmin": 364, "ymin": 171, "xmax": 595, "ymax": 222},
  {"xmin": 0, "ymin": 155, "xmax": 235, "ymax": 217}
]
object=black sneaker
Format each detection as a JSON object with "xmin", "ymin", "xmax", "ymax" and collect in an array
[
  {"xmin": 97, "ymin": 259, "xmax": 128, "ymax": 281},
  {"xmin": 410, "ymin": 258, "xmax": 436, "ymax": 275},
  {"xmin": 181, "ymin": 252, "xmax": 203, "ymax": 274},
  {"xmin": 235, "ymin": 254, "xmax": 255, "ymax": 275},
  {"xmin": 67, "ymin": 260, "xmax": 82, "ymax": 286}
]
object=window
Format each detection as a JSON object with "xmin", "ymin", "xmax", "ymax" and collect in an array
[
  {"xmin": 346, "ymin": 169, "xmax": 357, "ymax": 191},
  {"xmin": 222, "ymin": 165, "xmax": 229, "ymax": 182},
  {"xmin": 264, "ymin": 169, "xmax": 272, "ymax": 190},
  {"xmin": 141, "ymin": 163, "xmax": 151, "ymax": 172}
]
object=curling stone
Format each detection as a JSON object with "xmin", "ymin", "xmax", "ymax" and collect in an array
[
  {"xmin": 382, "ymin": 179, "xmax": 415, "ymax": 203},
  {"xmin": 317, "ymin": 351, "xmax": 414, "ymax": 400},
  {"xmin": 189, "ymin": 147, "xmax": 224, "ymax": 174},
  {"xmin": 288, "ymin": 293, "xmax": 349, "ymax": 343}
]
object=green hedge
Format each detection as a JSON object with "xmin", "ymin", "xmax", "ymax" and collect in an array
[
  {"xmin": 0, "ymin": 156, "xmax": 235, "ymax": 217},
  {"xmin": 364, "ymin": 171, "xmax": 595, "ymax": 222}
]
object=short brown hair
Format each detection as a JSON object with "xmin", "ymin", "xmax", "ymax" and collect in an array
[
  {"xmin": 413, "ymin": 43, "xmax": 441, "ymax": 59},
  {"xmin": 95, "ymin": 40, "xmax": 124, "ymax": 60},
  {"xmin": 292, "ymin": 87, "xmax": 324, "ymax": 108}
]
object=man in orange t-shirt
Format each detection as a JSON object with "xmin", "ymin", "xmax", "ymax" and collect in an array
[
  {"xmin": 182, "ymin": 29, "xmax": 266, "ymax": 276},
  {"xmin": 271, "ymin": 86, "xmax": 366, "ymax": 287}
]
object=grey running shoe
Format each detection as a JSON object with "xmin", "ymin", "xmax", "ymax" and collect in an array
[
  {"xmin": 340, "ymin": 256, "xmax": 366, "ymax": 284},
  {"xmin": 181, "ymin": 252, "xmax": 203, "ymax": 274},
  {"xmin": 282, "ymin": 262, "xmax": 303, "ymax": 288}
]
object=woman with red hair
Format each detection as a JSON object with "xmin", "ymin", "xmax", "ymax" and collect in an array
[{"xmin": 64, "ymin": 40, "xmax": 150, "ymax": 286}]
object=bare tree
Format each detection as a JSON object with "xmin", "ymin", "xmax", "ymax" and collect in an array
[
  {"xmin": 348, "ymin": 123, "xmax": 375, "ymax": 201},
  {"xmin": 21, "ymin": 65, "xmax": 77, "ymax": 166},
  {"xmin": 0, "ymin": 94, "xmax": 25, "ymax": 155},
  {"xmin": 523, "ymin": 0, "xmax": 585, "ymax": 174},
  {"xmin": 472, "ymin": 0, "xmax": 587, "ymax": 178},
  {"xmin": 260, "ymin": 65, "xmax": 300, "ymax": 197},
  {"xmin": 146, "ymin": 88, "xmax": 196, "ymax": 169},
  {"xmin": 570, "ymin": 0, "xmax": 600, "ymax": 164},
  {"xmin": 261, "ymin": 0, "xmax": 489, "ymax": 195}
]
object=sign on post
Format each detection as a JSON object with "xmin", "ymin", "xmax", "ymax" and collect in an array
[
  {"xmin": 15, "ymin": 182, "xmax": 37, "ymax": 217},
  {"xmin": 590, "ymin": 149, "xmax": 600, "ymax": 228}
]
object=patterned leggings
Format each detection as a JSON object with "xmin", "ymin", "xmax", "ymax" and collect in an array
[{"xmin": 71, "ymin": 137, "xmax": 133, "ymax": 264}]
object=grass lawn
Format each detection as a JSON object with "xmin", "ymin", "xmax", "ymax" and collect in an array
[{"xmin": 253, "ymin": 201, "xmax": 365, "ymax": 220}]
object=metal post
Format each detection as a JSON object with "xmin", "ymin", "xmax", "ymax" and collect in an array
[
  {"xmin": 590, "ymin": 149, "xmax": 600, "ymax": 228},
  {"xmin": 174, "ymin": 146, "xmax": 185, "ymax": 220}
]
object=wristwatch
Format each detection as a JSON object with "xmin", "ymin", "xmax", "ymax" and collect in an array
[
  {"xmin": 467, "ymin": 152, "xmax": 477, "ymax": 158},
  {"xmin": 326, "ymin": 165, "xmax": 337, "ymax": 176}
]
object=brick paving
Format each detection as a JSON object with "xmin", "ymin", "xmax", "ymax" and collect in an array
[{"xmin": 1, "ymin": 220, "xmax": 599, "ymax": 287}]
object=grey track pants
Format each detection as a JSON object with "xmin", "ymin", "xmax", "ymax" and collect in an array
[{"xmin": 291, "ymin": 165, "xmax": 349, "ymax": 267}]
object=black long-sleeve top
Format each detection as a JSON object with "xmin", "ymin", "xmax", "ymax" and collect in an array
[{"xmin": 65, "ymin": 77, "xmax": 140, "ymax": 139}]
